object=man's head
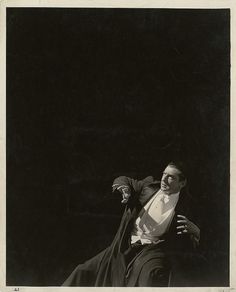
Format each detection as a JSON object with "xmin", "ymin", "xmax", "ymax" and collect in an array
[{"xmin": 160, "ymin": 161, "xmax": 187, "ymax": 195}]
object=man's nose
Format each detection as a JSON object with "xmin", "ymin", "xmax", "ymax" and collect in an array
[{"xmin": 162, "ymin": 174, "xmax": 168, "ymax": 182}]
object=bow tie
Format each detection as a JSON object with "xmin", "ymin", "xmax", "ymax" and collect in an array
[{"xmin": 159, "ymin": 193, "xmax": 170, "ymax": 203}]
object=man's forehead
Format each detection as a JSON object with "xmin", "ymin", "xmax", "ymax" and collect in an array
[{"xmin": 163, "ymin": 165, "xmax": 181, "ymax": 175}]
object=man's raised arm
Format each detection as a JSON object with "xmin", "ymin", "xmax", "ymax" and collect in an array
[{"xmin": 112, "ymin": 176, "xmax": 154, "ymax": 203}]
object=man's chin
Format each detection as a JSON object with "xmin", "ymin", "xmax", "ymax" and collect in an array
[{"xmin": 161, "ymin": 186, "xmax": 170, "ymax": 193}]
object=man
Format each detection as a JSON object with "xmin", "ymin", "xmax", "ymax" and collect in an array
[{"xmin": 63, "ymin": 161, "xmax": 200, "ymax": 286}]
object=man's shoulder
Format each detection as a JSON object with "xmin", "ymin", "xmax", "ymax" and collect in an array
[{"xmin": 142, "ymin": 176, "xmax": 160, "ymax": 185}]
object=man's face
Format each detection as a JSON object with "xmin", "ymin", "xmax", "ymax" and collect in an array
[{"xmin": 160, "ymin": 165, "xmax": 186, "ymax": 195}]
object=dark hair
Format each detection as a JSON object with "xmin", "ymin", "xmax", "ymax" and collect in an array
[{"xmin": 167, "ymin": 161, "xmax": 187, "ymax": 181}]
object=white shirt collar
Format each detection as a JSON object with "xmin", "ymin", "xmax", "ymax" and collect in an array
[{"xmin": 157, "ymin": 190, "xmax": 180, "ymax": 203}]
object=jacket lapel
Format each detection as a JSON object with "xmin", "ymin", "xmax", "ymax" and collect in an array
[{"xmin": 138, "ymin": 181, "xmax": 160, "ymax": 206}]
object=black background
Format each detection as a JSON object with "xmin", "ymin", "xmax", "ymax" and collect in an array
[{"xmin": 7, "ymin": 8, "xmax": 230, "ymax": 286}]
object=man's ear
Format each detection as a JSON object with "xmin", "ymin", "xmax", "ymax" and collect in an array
[{"xmin": 180, "ymin": 179, "xmax": 187, "ymax": 189}]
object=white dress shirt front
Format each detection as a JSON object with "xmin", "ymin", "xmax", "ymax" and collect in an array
[{"xmin": 131, "ymin": 190, "xmax": 180, "ymax": 244}]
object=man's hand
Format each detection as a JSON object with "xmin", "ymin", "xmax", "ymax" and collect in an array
[
  {"xmin": 112, "ymin": 183, "xmax": 131, "ymax": 203},
  {"xmin": 114, "ymin": 186, "xmax": 131, "ymax": 204},
  {"xmin": 120, "ymin": 187, "xmax": 131, "ymax": 204},
  {"xmin": 176, "ymin": 214, "xmax": 200, "ymax": 242}
]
